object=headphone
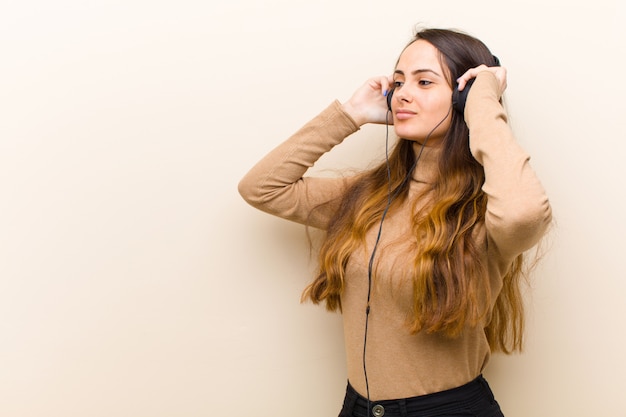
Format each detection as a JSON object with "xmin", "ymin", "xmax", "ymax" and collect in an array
[{"xmin": 386, "ymin": 55, "xmax": 501, "ymax": 115}]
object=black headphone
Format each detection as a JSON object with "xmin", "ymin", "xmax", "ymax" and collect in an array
[{"xmin": 387, "ymin": 55, "xmax": 500, "ymax": 115}]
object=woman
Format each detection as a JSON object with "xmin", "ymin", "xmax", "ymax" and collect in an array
[{"xmin": 238, "ymin": 27, "xmax": 551, "ymax": 417}]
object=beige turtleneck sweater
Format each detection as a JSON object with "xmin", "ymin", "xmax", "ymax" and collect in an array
[{"xmin": 238, "ymin": 72, "xmax": 552, "ymax": 400}]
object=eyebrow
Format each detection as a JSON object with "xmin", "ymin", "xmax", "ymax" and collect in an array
[{"xmin": 394, "ymin": 68, "xmax": 442, "ymax": 77}]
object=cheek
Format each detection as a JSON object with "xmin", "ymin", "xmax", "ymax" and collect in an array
[
  {"xmin": 434, "ymin": 93, "xmax": 453, "ymax": 112},
  {"xmin": 433, "ymin": 96, "xmax": 453, "ymax": 123},
  {"xmin": 426, "ymin": 99, "xmax": 453, "ymax": 136},
  {"xmin": 420, "ymin": 91, "xmax": 452, "ymax": 115}
]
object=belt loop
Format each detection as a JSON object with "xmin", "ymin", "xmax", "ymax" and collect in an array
[{"xmin": 398, "ymin": 399, "xmax": 407, "ymax": 417}]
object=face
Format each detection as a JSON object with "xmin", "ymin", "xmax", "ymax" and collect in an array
[{"xmin": 391, "ymin": 40, "xmax": 453, "ymax": 143}]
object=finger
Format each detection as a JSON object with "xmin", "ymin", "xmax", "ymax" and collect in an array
[
  {"xmin": 456, "ymin": 70, "xmax": 475, "ymax": 91},
  {"xmin": 456, "ymin": 67, "xmax": 479, "ymax": 91},
  {"xmin": 366, "ymin": 76, "xmax": 388, "ymax": 97},
  {"xmin": 456, "ymin": 77, "xmax": 468, "ymax": 91},
  {"xmin": 457, "ymin": 65, "xmax": 495, "ymax": 91},
  {"xmin": 380, "ymin": 76, "xmax": 392, "ymax": 97},
  {"xmin": 491, "ymin": 67, "xmax": 508, "ymax": 95}
]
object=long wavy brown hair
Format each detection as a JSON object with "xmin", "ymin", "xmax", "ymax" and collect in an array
[{"xmin": 302, "ymin": 28, "xmax": 526, "ymax": 353}]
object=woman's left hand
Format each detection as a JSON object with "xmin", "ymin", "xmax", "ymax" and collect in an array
[{"xmin": 456, "ymin": 64, "xmax": 507, "ymax": 97}]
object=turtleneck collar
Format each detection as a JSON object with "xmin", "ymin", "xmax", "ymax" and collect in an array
[{"xmin": 409, "ymin": 140, "xmax": 442, "ymax": 184}]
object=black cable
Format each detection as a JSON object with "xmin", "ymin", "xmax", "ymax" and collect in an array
[{"xmin": 362, "ymin": 105, "xmax": 452, "ymax": 414}]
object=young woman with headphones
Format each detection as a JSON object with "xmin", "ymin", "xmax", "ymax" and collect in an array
[{"xmin": 239, "ymin": 27, "xmax": 551, "ymax": 417}]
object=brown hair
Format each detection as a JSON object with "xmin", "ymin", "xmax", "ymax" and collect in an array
[{"xmin": 303, "ymin": 28, "xmax": 526, "ymax": 353}]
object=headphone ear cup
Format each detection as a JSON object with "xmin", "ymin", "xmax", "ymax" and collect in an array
[
  {"xmin": 452, "ymin": 78, "xmax": 475, "ymax": 114},
  {"xmin": 386, "ymin": 88, "xmax": 394, "ymax": 112},
  {"xmin": 453, "ymin": 55, "xmax": 501, "ymax": 114}
]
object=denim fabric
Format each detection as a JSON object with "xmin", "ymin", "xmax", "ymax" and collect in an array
[{"xmin": 338, "ymin": 375, "xmax": 504, "ymax": 417}]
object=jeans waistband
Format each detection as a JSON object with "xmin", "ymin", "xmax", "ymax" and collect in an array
[{"xmin": 340, "ymin": 375, "xmax": 496, "ymax": 417}]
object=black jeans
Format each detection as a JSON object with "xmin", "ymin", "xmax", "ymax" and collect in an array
[{"xmin": 338, "ymin": 375, "xmax": 504, "ymax": 417}]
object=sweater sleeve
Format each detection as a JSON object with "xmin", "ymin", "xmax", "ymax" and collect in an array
[
  {"xmin": 238, "ymin": 100, "xmax": 361, "ymax": 230},
  {"xmin": 465, "ymin": 72, "xmax": 552, "ymax": 260}
]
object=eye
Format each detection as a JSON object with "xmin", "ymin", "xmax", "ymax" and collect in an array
[
  {"xmin": 418, "ymin": 80, "xmax": 433, "ymax": 86},
  {"xmin": 393, "ymin": 80, "xmax": 404, "ymax": 88}
]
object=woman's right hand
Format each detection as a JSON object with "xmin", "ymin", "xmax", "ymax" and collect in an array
[{"xmin": 341, "ymin": 76, "xmax": 394, "ymax": 126}]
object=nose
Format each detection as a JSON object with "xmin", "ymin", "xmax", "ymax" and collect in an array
[{"xmin": 395, "ymin": 86, "xmax": 412, "ymax": 104}]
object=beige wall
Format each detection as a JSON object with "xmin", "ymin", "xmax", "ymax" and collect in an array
[{"xmin": 1, "ymin": 1, "xmax": 624, "ymax": 416}]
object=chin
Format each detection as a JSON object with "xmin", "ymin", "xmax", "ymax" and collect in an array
[
  {"xmin": 394, "ymin": 126, "xmax": 447, "ymax": 144},
  {"xmin": 394, "ymin": 129, "xmax": 432, "ymax": 142},
  {"xmin": 393, "ymin": 126, "xmax": 414, "ymax": 139}
]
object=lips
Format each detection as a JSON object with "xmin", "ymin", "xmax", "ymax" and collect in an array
[{"xmin": 395, "ymin": 109, "xmax": 416, "ymax": 120}]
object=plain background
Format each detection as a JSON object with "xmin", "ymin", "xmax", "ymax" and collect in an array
[{"xmin": 1, "ymin": 1, "xmax": 625, "ymax": 416}]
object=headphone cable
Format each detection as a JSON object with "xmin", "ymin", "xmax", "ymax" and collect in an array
[{"xmin": 362, "ymin": 105, "xmax": 452, "ymax": 413}]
